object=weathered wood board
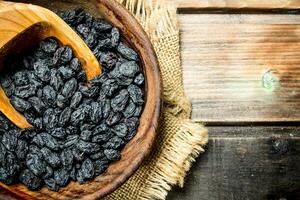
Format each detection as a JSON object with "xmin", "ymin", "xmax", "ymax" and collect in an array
[
  {"xmin": 180, "ymin": 14, "xmax": 300, "ymax": 123},
  {"xmin": 167, "ymin": 126, "xmax": 300, "ymax": 200}
]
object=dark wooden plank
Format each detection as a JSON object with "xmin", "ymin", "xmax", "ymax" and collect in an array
[
  {"xmin": 168, "ymin": 126, "xmax": 300, "ymax": 200},
  {"xmin": 180, "ymin": 14, "xmax": 300, "ymax": 123}
]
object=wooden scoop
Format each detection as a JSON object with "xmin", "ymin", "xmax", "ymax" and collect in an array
[{"xmin": 0, "ymin": 1, "xmax": 101, "ymax": 129}]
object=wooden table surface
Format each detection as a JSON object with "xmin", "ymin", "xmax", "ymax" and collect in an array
[
  {"xmin": 1, "ymin": 0, "xmax": 300, "ymax": 200},
  {"xmin": 167, "ymin": 1, "xmax": 300, "ymax": 200}
]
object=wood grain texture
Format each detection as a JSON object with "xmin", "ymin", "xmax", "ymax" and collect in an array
[
  {"xmin": 0, "ymin": 0, "xmax": 161, "ymax": 199},
  {"xmin": 167, "ymin": 126, "xmax": 300, "ymax": 200},
  {"xmin": 153, "ymin": 0, "xmax": 300, "ymax": 10},
  {"xmin": 180, "ymin": 14, "xmax": 300, "ymax": 123}
]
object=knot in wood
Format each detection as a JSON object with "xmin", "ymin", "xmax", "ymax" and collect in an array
[
  {"xmin": 262, "ymin": 69, "xmax": 279, "ymax": 92},
  {"xmin": 271, "ymin": 139, "xmax": 289, "ymax": 155}
]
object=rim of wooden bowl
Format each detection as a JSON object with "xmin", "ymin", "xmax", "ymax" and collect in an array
[{"xmin": 0, "ymin": 0, "xmax": 161, "ymax": 199}]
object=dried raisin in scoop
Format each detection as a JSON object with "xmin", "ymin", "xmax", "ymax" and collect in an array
[{"xmin": 0, "ymin": 2, "xmax": 101, "ymax": 129}]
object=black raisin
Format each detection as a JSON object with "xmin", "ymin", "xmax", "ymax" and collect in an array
[
  {"xmin": 56, "ymin": 94, "xmax": 68, "ymax": 109},
  {"xmin": 43, "ymin": 109, "xmax": 58, "ymax": 130},
  {"xmin": 123, "ymin": 100, "xmax": 136, "ymax": 118},
  {"xmin": 70, "ymin": 92, "xmax": 82, "ymax": 108},
  {"xmin": 28, "ymin": 97, "xmax": 46, "ymax": 114},
  {"xmin": 134, "ymin": 73, "xmax": 144, "ymax": 85},
  {"xmin": 60, "ymin": 149, "xmax": 73, "ymax": 171},
  {"xmin": 93, "ymin": 39, "xmax": 112, "ymax": 56},
  {"xmin": 101, "ymin": 79, "xmax": 118, "ymax": 97},
  {"xmin": 19, "ymin": 169, "xmax": 42, "ymax": 190},
  {"xmin": 84, "ymin": 33, "xmax": 97, "ymax": 48},
  {"xmin": 76, "ymin": 24, "xmax": 90, "ymax": 38},
  {"xmin": 90, "ymin": 151, "xmax": 104, "ymax": 160},
  {"xmin": 12, "ymin": 71, "xmax": 29, "ymax": 86},
  {"xmin": 0, "ymin": 75, "xmax": 15, "ymax": 97},
  {"xmin": 112, "ymin": 123, "xmax": 128, "ymax": 137},
  {"xmin": 78, "ymin": 158, "xmax": 94, "ymax": 180},
  {"xmin": 41, "ymin": 147, "xmax": 61, "ymax": 168},
  {"xmin": 92, "ymin": 132, "xmax": 112, "ymax": 144},
  {"xmin": 10, "ymin": 96, "xmax": 31, "ymax": 112},
  {"xmin": 92, "ymin": 124, "xmax": 108, "ymax": 135},
  {"xmin": 70, "ymin": 108, "xmax": 86, "ymax": 126},
  {"xmin": 77, "ymin": 140, "xmax": 101, "ymax": 154},
  {"xmin": 78, "ymin": 84, "xmax": 99, "ymax": 98},
  {"xmin": 40, "ymin": 132, "xmax": 59, "ymax": 151},
  {"xmin": 45, "ymin": 178, "xmax": 59, "ymax": 191},
  {"xmin": 119, "ymin": 61, "xmax": 139, "ymax": 78},
  {"xmin": 32, "ymin": 134, "xmax": 45, "ymax": 147},
  {"xmin": 62, "ymin": 78, "xmax": 77, "ymax": 98},
  {"xmin": 77, "ymin": 70, "xmax": 87, "ymax": 82},
  {"xmin": 106, "ymin": 112, "xmax": 122, "ymax": 126},
  {"xmin": 40, "ymin": 38, "xmax": 58, "ymax": 54},
  {"xmin": 54, "ymin": 168, "xmax": 69, "ymax": 187},
  {"xmin": 53, "ymin": 46, "xmax": 73, "ymax": 65},
  {"xmin": 50, "ymin": 127, "xmax": 67, "ymax": 139},
  {"xmin": 0, "ymin": 143, "xmax": 7, "ymax": 166},
  {"xmin": 58, "ymin": 66, "xmax": 75, "ymax": 79},
  {"xmin": 26, "ymin": 153, "xmax": 46, "ymax": 176},
  {"xmin": 33, "ymin": 60, "xmax": 51, "ymax": 82},
  {"xmin": 70, "ymin": 58, "xmax": 81, "ymax": 72},
  {"xmin": 32, "ymin": 118, "xmax": 43, "ymax": 130},
  {"xmin": 111, "ymin": 27, "xmax": 120, "ymax": 47},
  {"xmin": 43, "ymin": 165, "xmax": 53, "ymax": 179},
  {"xmin": 50, "ymin": 69, "xmax": 64, "ymax": 91},
  {"xmin": 89, "ymin": 102, "xmax": 102, "ymax": 123},
  {"xmin": 93, "ymin": 19, "xmax": 112, "ymax": 31},
  {"xmin": 80, "ymin": 130, "xmax": 93, "ymax": 141},
  {"xmin": 100, "ymin": 52, "xmax": 117, "ymax": 70},
  {"xmin": 58, "ymin": 107, "xmax": 71, "ymax": 127},
  {"xmin": 42, "ymin": 85, "xmax": 57, "ymax": 106},
  {"xmin": 90, "ymin": 74, "xmax": 108, "ymax": 86},
  {"xmin": 111, "ymin": 89, "xmax": 129, "ymax": 112},
  {"xmin": 63, "ymin": 135, "xmax": 79, "ymax": 148},
  {"xmin": 2, "ymin": 131, "xmax": 18, "ymax": 151},
  {"xmin": 16, "ymin": 140, "xmax": 28, "ymax": 160},
  {"xmin": 93, "ymin": 160, "xmax": 108, "ymax": 176},
  {"xmin": 128, "ymin": 84, "xmax": 144, "ymax": 105},
  {"xmin": 117, "ymin": 42, "xmax": 138, "ymax": 61},
  {"xmin": 103, "ymin": 136, "xmax": 124, "ymax": 149},
  {"xmin": 69, "ymin": 167, "xmax": 76, "ymax": 181},
  {"xmin": 104, "ymin": 149, "xmax": 120, "ymax": 161}
]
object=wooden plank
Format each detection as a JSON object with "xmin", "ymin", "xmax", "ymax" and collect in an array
[
  {"xmin": 180, "ymin": 14, "xmax": 300, "ymax": 122},
  {"xmin": 168, "ymin": 126, "xmax": 300, "ymax": 200},
  {"xmin": 154, "ymin": 0, "xmax": 300, "ymax": 10}
]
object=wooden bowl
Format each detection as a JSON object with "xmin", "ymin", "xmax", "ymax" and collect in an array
[{"xmin": 0, "ymin": 0, "xmax": 161, "ymax": 199}]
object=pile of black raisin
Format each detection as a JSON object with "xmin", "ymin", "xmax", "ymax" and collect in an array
[{"xmin": 0, "ymin": 8, "xmax": 144, "ymax": 191}]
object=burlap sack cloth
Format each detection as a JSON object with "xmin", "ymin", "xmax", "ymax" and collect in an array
[{"xmin": 105, "ymin": 0, "xmax": 208, "ymax": 199}]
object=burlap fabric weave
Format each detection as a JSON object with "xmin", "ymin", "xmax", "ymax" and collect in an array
[{"xmin": 105, "ymin": 1, "xmax": 208, "ymax": 199}]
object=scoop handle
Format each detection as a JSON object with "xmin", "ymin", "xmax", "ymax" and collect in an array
[{"xmin": 0, "ymin": 1, "xmax": 101, "ymax": 80}]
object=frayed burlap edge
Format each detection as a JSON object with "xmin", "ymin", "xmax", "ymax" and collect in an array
[
  {"xmin": 140, "ymin": 119, "xmax": 208, "ymax": 200},
  {"xmin": 112, "ymin": 0, "xmax": 209, "ymax": 199}
]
